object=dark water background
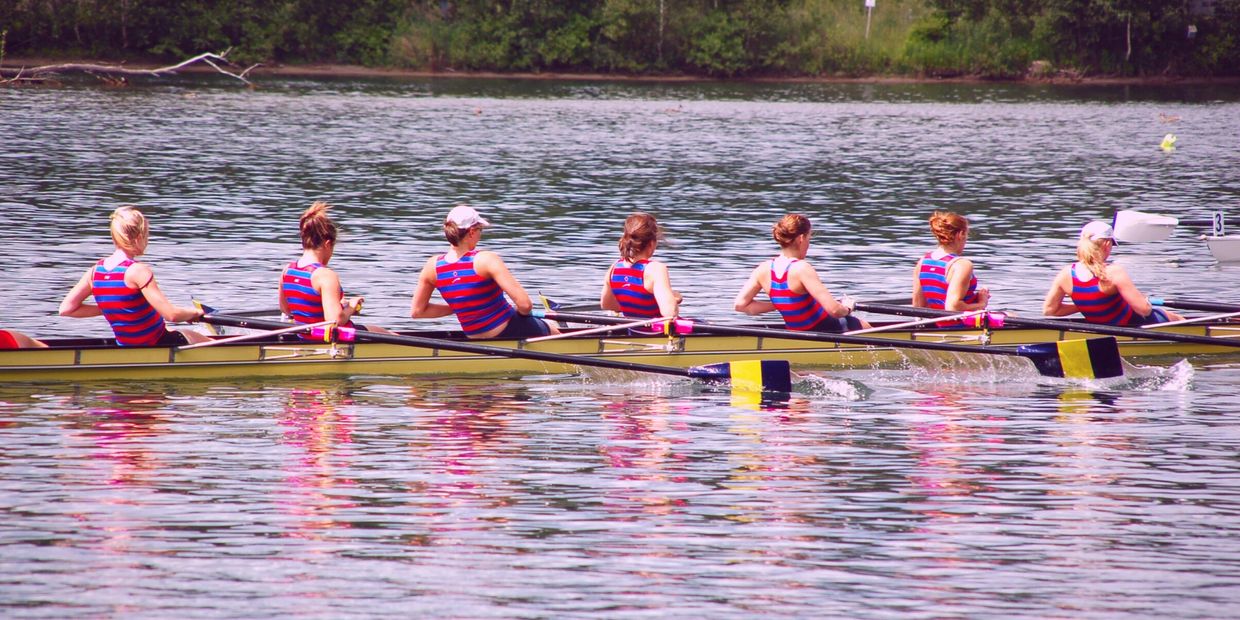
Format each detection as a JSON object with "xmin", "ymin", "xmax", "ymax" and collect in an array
[{"xmin": 1, "ymin": 77, "xmax": 1239, "ymax": 618}]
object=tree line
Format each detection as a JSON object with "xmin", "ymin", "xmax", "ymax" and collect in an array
[{"xmin": 3, "ymin": 0, "xmax": 1237, "ymax": 78}]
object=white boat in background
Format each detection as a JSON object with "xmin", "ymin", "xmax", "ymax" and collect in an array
[
  {"xmin": 1113, "ymin": 209, "xmax": 1181, "ymax": 242},
  {"xmin": 1205, "ymin": 235, "xmax": 1240, "ymax": 262},
  {"xmin": 1113, "ymin": 208, "xmax": 1239, "ymax": 262}
]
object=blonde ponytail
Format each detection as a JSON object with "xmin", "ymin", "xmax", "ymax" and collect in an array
[
  {"xmin": 1076, "ymin": 236, "xmax": 1110, "ymax": 286},
  {"xmin": 299, "ymin": 201, "xmax": 338, "ymax": 249},
  {"xmin": 109, "ymin": 206, "xmax": 149, "ymax": 256}
]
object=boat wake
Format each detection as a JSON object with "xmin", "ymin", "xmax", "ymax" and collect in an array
[
  {"xmin": 884, "ymin": 349, "xmax": 1054, "ymax": 384},
  {"xmin": 1113, "ymin": 358, "xmax": 1194, "ymax": 391},
  {"xmin": 793, "ymin": 373, "xmax": 871, "ymax": 401}
]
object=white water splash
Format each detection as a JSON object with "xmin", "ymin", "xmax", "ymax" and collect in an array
[{"xmin": 793, "ymin": 373, "xmax": 871, "ymax": 401}]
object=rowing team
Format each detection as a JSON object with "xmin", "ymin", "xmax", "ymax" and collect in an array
[{"xmin": 0, "ymin": 203, "xmax": 1185, "ymax": 350}]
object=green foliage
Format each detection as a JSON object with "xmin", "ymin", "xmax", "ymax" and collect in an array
[
  {"xmin": 684, "ymin": 11, "xmax": 748, "ymax": 76},
  {"xmin": 903, "ymin": 7, "xmax": 1040, "ymax": 77},
  {"xmin": 909, "ymin": 13, "xmax": 952, "ymax": 44},
  {"xmin": 2, "ymin": 0, "xmax": 1237, "ymax": 77}
]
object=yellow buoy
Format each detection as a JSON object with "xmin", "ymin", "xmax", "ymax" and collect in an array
[{"xmin": 1160, "ymin": 133, "xmax": 1177, "ymax": 151}]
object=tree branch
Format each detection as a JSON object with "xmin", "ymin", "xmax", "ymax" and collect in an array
[{"xmin": 1, "ymin": 50, "xmax": 261, "ymax": 86}]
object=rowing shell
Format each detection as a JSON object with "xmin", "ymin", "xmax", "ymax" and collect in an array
[{"xmin": 2, "ymin": 319, "xmax": 1237, "ymax": 383}]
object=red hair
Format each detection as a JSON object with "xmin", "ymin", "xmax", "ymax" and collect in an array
[
  {"xmin": 929, "ymin": 211, "xmax": 968, "ymax": 245},
  {"xmin": 618, "ymin": 213, "xmax": 660, "ymax": 261},
  {"xmin": 772, "ymin": 214, "xmax": 811, "ymax": 248}
]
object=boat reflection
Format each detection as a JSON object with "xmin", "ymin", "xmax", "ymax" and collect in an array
[
  {"xmin": 400, "ymin": 381, "xmax": 529, "ymax": 544},
  {"xmin": 277, "ymin": 384, "xmax": 359, "ymax": 541},
  {"xmin": 722, "ymin": 392, "xmax": 821, "ymax": 526},
  {"xmin": 65, "ymin": 387, "xmax": 174, "ymax": 487},
  {"xmin": 597, "ymin": 391, "xmax": 693, "ymax": 516},
  {"xmin": 907, "ymin": 388, "xmax": 1000, "ymax": 499},
  {"xmin": 48, "ymin": 386, "xmax": 179, "ymax": 559}
]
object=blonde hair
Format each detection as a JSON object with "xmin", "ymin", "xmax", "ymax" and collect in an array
[
  {"xmin": 618, "ymin": 213, "xmax": 660, "ymax": 261},
  {"xmin": 929, "ymin": 211, "xmax": 968, "ymax": 245},
  {"xmin": 1076, "ymin": 236, "xmax": 1111, "ymax": 286},
  {"xmin": 110, "ymin": 206, "xmax": 149, "ymax": 256},
  {"xmin": 773, "ymin": 214, "xmax": 811, "ymax": 248},
  {"xmin": 299, "ymin": 201, "xmax": 338, "ymax": 249}
]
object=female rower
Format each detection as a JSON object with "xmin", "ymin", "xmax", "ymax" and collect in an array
[
  {"xmin": 600, "ymin": 213, "xmax": 682, "ymax": 331},
  {"xmin": 279, "ymin": 202, "xmax": 391, "ymax": 336},
  {"xmin": 59, "ymin": 206, "xmax": 209, "ymax": 346},
  {"xmin": 411, "ymin": 205, "xmax": 559, "ymax": 339},
  {"xmin": 0, "ymin": 329, "xmax": 46, "ymax": 349},
  {"xmin": 1042, "ymin": 220, "xmax": 1185, "ymax": 325},
  {"xmin": 912, "ymin": 211, "xmax": 990, "ymax": 320},
  {"xmin": 734, "ymin": 213, "xmax": 870, "ymax": 332}
]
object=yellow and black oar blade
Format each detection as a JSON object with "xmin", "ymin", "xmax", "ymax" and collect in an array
[
  {"xmin": 1016, "ymin": 337, "xmax": 1124, "ymax": 379},
  {"xmin": 686, "ymin": 360, "xmax": 793, "ymax": 392},
  {"xmin": 192, "ymin": 300, "xmax": 222, "ymax": 336}
]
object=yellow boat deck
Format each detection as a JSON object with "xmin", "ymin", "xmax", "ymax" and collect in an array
[{"xmin": 2, "ymin": 320, "xmax": 1238, "ymax": 382}]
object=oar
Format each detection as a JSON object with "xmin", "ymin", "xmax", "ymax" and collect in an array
[
  {"xmin": 540, "ymin": 311, "xmax": 1124, "ymax": 380},
  {"xmin": 199, "ymin": 312, "xmax": 793, "ymax": 392},
  {"xmin": 1112, "ymin": 209, "xmax": 1221, "ymax": 243},
  {"xmin": 854, "ymin": 302, "xmax": 1240, "ymax": 350},
  {"xmin": 525, "ymin": 316, "xmax": 673, "ymax": 343},
  {"xmin": 845, "ymin": 311, "xmax": 986, "ymax": 335},
  {"xmin": 1150, "ymin": 297, "xmax": 1240, "ymax": 314},
  {"xmin": 177, "ymin": 319, "xmax": 336, "ymax": 350}
]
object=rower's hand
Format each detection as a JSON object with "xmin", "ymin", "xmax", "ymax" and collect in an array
[
  {"xmin": 977, "ymin": 287, "xmax": 991, "ymax": 307},
  {"xmin": 344, "ymin": 296, "xmax": 364, "ymax": 313},
  {"xmin": 840, "ymin": 295, "xmax": 856, "ymax": 314}
]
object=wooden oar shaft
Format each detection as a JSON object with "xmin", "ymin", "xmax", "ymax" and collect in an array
[
  {"xmin": 544, "ymin": 311, "xmax": 1025, "ymax": 358},
  {"xmin": 202, "ymin": 313, "xmax": 694, "ymax": 378},
  {"xmin": 855, "ymin": 302, "xmax": 1240, "ymax": 349}
]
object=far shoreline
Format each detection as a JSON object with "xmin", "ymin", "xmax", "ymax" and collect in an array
[{"xmin": 5, "ymin": 56, "xmax": 1240, "ymax": 87}]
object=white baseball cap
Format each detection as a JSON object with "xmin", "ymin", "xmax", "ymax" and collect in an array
[
  {"xmin": 1080, "ymin": 220, "xmax": 1114, "ymax": 241},
  {"xmin": 446, "ymin": 205, "xmax": 490, "ymax": 229}
]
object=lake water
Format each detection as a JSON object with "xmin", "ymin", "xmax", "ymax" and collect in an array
[{"xmin": 2, "ymin": 76, "xmax": 1239, "ymax": 618}]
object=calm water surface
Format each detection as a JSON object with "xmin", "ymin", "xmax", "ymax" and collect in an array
[{"xmin": 1, "ymin": 77, "xmax": 1239, "ymax": 618}]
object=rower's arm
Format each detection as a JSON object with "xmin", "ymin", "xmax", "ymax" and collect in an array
[
  {"xmin": 278, "ymin": 268, "xmax": 291, "ymax": 317},
  {"xmin": 59, "ymin": 267, "xmax": 103, "ymax": 318},
  {"xmin": 312, "ymin": 266, "xmax": 358, "ymax": 325},
  {"xmin": 476, "ymin": 251, "xmax": 533, "ymax": 315},
  {"xmin": 1042, "ymin": 268, "xmax": 1078, "ymax": 317},
  {"xmin": 128, "ymin": 263, "xmax": 203, "ymax": 323},
  {"xmin": 797, "ymin": 262, "xmax": 850, "ymax": 319},
  {"xmin": 410, "ymin": 258, "xmax": 454, "ymax": 319},
  {"xmin": 600, "ymin": 264, "xmax": 621, "ymax": 312},
  {"xmin": 734, "ymin": 265, "xmax": 775, "ymax": 315},
  {"xmin": 945, "ymin": 258, "xmax": 989, "ymax": 311},
  {"xmin": 646, "ymin": 261, "xmax": 680, "ymax": 318},
  {"xmin": 911, "ymin": 259, "xmax": 927, "ymax": 308}
]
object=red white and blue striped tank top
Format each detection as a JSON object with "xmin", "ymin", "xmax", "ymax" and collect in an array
[
  {"xmin": 918, "ymin": 251, "xmax": 979, "ymax": 310},
  {"xmin": 770, "ymin": 258, "xmax": 829, "ymax": 331},
  {"xmin": 435, "ymin": 251, "xmax": 515, "ymax": 336},
  {"xmin": 609, "ymin": 259, "xmax": 659, "ymax": 319},
  {"xmin": 281, "ymin": 261, "xmax": 326, "ymax": 324},
  {"xmin": 1069, "ymin": 262, "xmax": 1137, "ymax": 326},
  {"xmin": 91, "ymin": 258, "xmax": 167, "ymax": 346}
]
